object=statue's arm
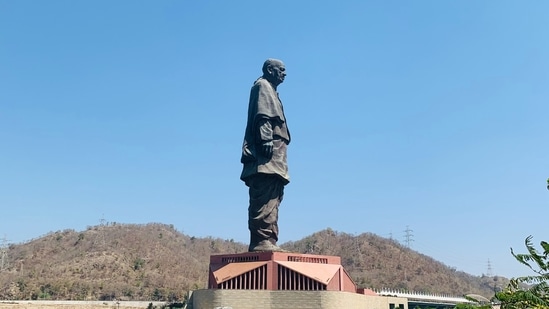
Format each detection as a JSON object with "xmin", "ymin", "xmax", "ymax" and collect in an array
[{"xmin": 257, "ymin": 118, "xmax": 273, "ymax": 159}]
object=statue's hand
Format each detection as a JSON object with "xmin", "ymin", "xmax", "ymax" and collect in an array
[{"xmin": 261, "ymin": 141, "xmax": 273, "ymax": 159}]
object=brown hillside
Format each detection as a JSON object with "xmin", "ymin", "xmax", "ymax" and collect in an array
[
  {"xmin": 281, "ymin": 228, "xmax": 505, "ymax": 298},
  {"xmin": 0, "ymin": 223, "xmax": 245, "ymax": 301},
  {"xmin": 0, "ymin": 223, "xmax": 504, "ymax": 302}
]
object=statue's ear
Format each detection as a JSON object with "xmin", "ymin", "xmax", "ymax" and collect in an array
[{"xmin": 266, "ymin": 65, "xmax": 273, "ymax": 75}]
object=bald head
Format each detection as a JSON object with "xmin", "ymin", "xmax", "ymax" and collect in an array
[{"xmin": 261, "ymin": 58, "xmax": 286, "ymax": 87}]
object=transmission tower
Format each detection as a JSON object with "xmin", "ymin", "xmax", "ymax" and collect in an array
[
  {"xmin": 98, "ymin": 214, "xmax": 107, "ymax": 247},
  {"xmin": 0, "ymin": 235, "xmax": 9, "ymax": 271},
  {"xmin": 403, "ymin": 226, "xmax": 414, "ymax": 248},
  {"xmin": 486, "ymin": 259, "xmax": 493, "ymax": 277}
]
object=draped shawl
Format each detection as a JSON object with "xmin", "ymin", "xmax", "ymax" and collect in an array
[{"xmin": 240, "ymin": 77, "xmax": 291, "ymax": 185}]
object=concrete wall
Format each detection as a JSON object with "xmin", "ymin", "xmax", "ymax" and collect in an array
[{"xmin": 189, "ymin": 289, "xmax": 408, "ymax": 309}]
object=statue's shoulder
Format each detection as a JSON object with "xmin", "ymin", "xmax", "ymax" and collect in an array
[{"xmin": 253, "ymin": 77, "xmax": 271, "ymax": 89}]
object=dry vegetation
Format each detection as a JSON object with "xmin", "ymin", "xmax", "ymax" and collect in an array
[
  {"xmin": 0, "ymin": 223, "xmax": 504, "ymax": 302},
  {"xmin": 0, "ymin": 223, "xmax": 244, "ymax": 302},
  {"xmin": 282, "ymin": 229, "xmax": 505, "ymax": 297},
  {"xmin": 0, "ymin": 302, "xmax": 153, "ymax": 309}
]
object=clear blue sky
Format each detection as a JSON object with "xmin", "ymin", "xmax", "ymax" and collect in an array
[{"xmin": 1, "ymin": 1, "xmax": 548, "ymax": 280}]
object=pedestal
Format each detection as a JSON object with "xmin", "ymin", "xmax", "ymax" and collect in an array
[
  {"xmin": 208, "ymin": 251, "xmax": 356, "ymax": 293},
  {"xmin": 188, "ymin": 252, "xmax": 409, "ymax": 309}
]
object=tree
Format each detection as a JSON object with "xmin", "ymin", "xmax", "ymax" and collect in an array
[{"xmin": 495, "ymin": 236, "xmax": 549, "ymax": 309}]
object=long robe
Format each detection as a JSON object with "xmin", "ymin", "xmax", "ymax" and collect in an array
[{"xmin": 240, "ymin": 77, "xmax": 291, "ymax": 185}]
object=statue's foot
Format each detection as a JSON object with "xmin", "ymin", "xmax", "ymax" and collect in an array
[{"xmin": 249, "ymin": 240, "xmax": 289, "ymax": 252}]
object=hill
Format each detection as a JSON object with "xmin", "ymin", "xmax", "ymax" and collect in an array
[
  {"xmin": 0, "ymin": 223, "xmax": 505, "ymax": 301},
  {"xmin": 283, "ymin": 229, "xmax": 505, "ymax": 296}
]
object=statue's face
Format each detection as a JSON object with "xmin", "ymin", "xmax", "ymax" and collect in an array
[{"xmin": 268, "ymin": 62, "xmax": 286, "ymax": 86}]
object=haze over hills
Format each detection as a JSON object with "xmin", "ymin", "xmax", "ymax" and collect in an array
[{"xmin": 0, "ymin": 223, "xmax": 505, "ymax": 302}]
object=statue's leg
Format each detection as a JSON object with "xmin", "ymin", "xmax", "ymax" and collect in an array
[{"xmin": 247, "ymin": 174, "xmax": 285, "ymax": 252}]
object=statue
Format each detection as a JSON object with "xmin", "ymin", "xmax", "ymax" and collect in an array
[{"xmin": 240, "ymin": 59, "xmax": 290, "ymax": 252}]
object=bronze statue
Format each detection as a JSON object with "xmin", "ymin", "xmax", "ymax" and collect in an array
[{"xmin": 241, "ymin": 59, "xmax": 290, "ymax": 252}]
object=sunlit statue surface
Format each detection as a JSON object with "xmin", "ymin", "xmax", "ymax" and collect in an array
[{"xmin": 240, "ymin": 59, "xmax": 290, "ymax": 252}]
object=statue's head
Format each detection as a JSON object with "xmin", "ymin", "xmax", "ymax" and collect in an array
[{"xmin": 262, "ymin": 59, "xmax": 286, "ymax": 87}]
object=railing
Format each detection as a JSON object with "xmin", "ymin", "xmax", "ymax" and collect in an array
[{"xmin": 375, "ymin": 288, "xmax": 471, "ymax": 304}]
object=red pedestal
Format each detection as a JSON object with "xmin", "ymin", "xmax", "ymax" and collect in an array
[{"xmin": 208, "ymin": 252, "xmax": 356, "ymax": 293}]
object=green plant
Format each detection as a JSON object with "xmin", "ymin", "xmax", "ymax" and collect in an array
[
  {"xmin": 495, "ymin": 236, "xmax": 549, "ymax": 308},
  {"xmin": 133, "ymin": 257, "xmax": 145, "ymax": 270}
]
